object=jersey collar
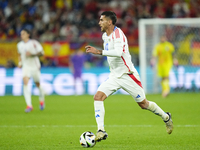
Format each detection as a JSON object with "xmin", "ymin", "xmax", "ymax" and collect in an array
[{"xmin": 106, "ymin": 26, "xmax": 117, "ymax": 37}]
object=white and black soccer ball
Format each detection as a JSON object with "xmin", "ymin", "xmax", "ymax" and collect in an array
[{"xmin": 80, "ymin": 131, "xmax": 96, "ymax": 148}]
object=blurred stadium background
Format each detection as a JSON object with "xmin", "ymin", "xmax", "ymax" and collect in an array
[{"xmin": 0, "ymin": 0, "xmax": 200, "ymax": 95}]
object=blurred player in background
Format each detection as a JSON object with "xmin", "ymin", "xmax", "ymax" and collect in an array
[
  {"xmin": 151, "ymin": 35, "xmax": 178, "ymax": 98},
  {"xmin": 69, "ymin": 49, "xmax": 85, "ymax": 95},
  {"xmin": 85, "ymin": 11, "xmax": 173, "ymax": 142},
  {"xmin": 17, "ymin": 29, "xmax": 45, "ymax": 113}
]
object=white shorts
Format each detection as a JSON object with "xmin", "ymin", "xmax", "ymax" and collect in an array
[
  {"xmin": 22, "ymin": 68, "xmax": 41, "ymax": 83},
  {"xmin": 97, "ymin": 72, "xmax": 146, "ymax": 102}
]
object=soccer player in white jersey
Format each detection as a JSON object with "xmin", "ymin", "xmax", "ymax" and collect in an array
[
  {"xmin": 17, "ymin": 29, "xmax": 45, "ymax": 113},
  {"xmin": 85, "ymin": 11, "xmax": 173, "ymax": 142}
]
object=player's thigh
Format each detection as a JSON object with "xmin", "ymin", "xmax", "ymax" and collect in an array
[
  {"xmin": 31, "ymin": 69, "xmax": 41, "ymax": 83},
  {"xmin": 158, "ymin": 65, "xmax": 171, "ymax": 77},
  {"xmin": 120, "ymin": 73, "xmax": 146, "ymax": 102},
  {"xmin": 22, "ymin": 68, "xmax": 31, "ymax": 79},
  {"xmin": 163, "ymin": 66, "xmax": 171, "ymax": 77},
  {"xmin": 97, "ymin": 77, "xmax": 121, "ymax": 97},
  {"xmin": 158, "ymin": 66, "xmax": 164, "ymax": 77}
]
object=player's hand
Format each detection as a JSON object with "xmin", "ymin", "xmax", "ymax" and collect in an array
[
  {"xmin": 85, "ymin": 45, "xmax": 102, "ymax": 55},
  {"xmin": 150, "ymin": 58, "xmax": 156, "ymax": 68},
  {"xmin": 85, "ymin": 45, "xmax": 96, "ymax": 54},
  {"xmin": 18, "ymin": 61, "xmax": 22, "ymax": 68},
  {"xmin": 26, "ymin": 51, "xmax": 32, "ymax": 57},
  {"xmin": 173, "ymin": 58, "xmax": 179, "ymax": 67}
]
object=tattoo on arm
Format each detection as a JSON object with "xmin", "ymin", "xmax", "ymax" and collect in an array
[{"xmin": 95, "ymin": 49, "xmax": 102, "ymax": 55}]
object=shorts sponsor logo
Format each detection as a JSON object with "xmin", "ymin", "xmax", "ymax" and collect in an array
[{"xmin": 136, "ymin": 94, "xmax": 141, "ymax": 98}]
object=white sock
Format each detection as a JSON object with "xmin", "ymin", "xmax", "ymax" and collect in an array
[
  {"xmin": 147, "ymin": 101, "xmax": 169, "ymax": 121},
  {"xmin": 38, "ymin": 86, "xmax": 45, "ymax": 102},
  {"xmin": 94, "ymin": 101, "xmax": 105, "ymax": 131},
  {"xmin": 23, "ymin": 85, "xmax": 32, "ymax": 107}
]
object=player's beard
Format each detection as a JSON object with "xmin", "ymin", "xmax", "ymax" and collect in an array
[
  {"xmin": 101, "ymin": 26, "xmax": 105, "ymax": 32},
  {"xmin": 101, "ymin": 25, "xmax": 107, "ymax": 32}
]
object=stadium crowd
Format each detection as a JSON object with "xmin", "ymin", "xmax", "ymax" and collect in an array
[{"xmin": 0, "ymin": 0, "xmax": 200, "ymax": 67}]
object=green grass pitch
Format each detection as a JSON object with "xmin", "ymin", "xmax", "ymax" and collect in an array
[{"xmin": 0, "ymin": 93, "xmax": 200, "ymax": 150}]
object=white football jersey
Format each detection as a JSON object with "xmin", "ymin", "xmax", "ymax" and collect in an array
[
  {"xmin": 102, "ymin": 27, "xmax": 136, "ymax": 78},
  {"xmin": 17, "ymin": 39, "xmax": 43, "ymax": 70}
]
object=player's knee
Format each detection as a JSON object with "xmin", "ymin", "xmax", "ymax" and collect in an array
[
  {"xmin": 139, "ymin": 104, "xmax": 147, "ymax": 109},
  {"xmin": 93, "ymin": 91, "xmax": 107, "ymax": 101},
  {"xmin": 138, "ymin": 99, "xmax": 149, "ymax": 109},
  {"xmin": 94, "ymin": 94, "xmax": 102, "ymax": 101},
  {"xmin": 23, "ymin": 77, "xmax": 29, "ymax": 85}
]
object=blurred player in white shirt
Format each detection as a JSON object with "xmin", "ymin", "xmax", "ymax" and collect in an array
[
  {"xmin": 17, "ymin": 29, "xmax": 45, "ymax": 113},
  {"xmin": 85, "ymin": 11, "xmax": 173, "ymax": 142}
]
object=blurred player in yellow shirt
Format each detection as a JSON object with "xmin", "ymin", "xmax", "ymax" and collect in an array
[{"xmin": 151, "ymin": 36, "xmax": 178, "ymax": 98}]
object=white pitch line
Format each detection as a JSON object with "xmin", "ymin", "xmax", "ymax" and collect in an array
[{"xmin": 0, "ymin": 125, "xmax": 199, "ymax": 128}]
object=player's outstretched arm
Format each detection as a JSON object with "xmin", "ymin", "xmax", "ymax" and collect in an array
[{"xmin": 85, "ymin": 45, "xmax": 102, "ymax": 55}]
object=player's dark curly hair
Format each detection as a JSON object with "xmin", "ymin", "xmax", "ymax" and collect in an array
[
  {"xmin": 101, "ymin": 11, "xmax": 117, "ymax": 25},
  {"xmin": 22, "ymin": 28, "xmax": 31, "ymax": 38}
]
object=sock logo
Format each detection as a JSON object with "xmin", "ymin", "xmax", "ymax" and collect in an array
[
  {"xmin": 136, "ymin": 94, "xmax": 141, "ymax": 98},
  {"xmin": 96, "ymin": 114, "xmax": 100, "ymax": 118},
  {"xmin": 153, "ymin": 109, "xmax": 159, "ymax": 115},
  {"xmin": 95, "ymin": 110, "xmax": 100, "ymax": 112}
]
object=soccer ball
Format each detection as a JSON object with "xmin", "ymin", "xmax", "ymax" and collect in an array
[{"xmin": 80, "ymin": 131, "xmax": 96, "ymax": 148}]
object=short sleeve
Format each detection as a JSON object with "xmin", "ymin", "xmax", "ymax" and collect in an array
[{"xmin": 33, "ymin": 40, "xmax": 44, "ymax": 53}]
